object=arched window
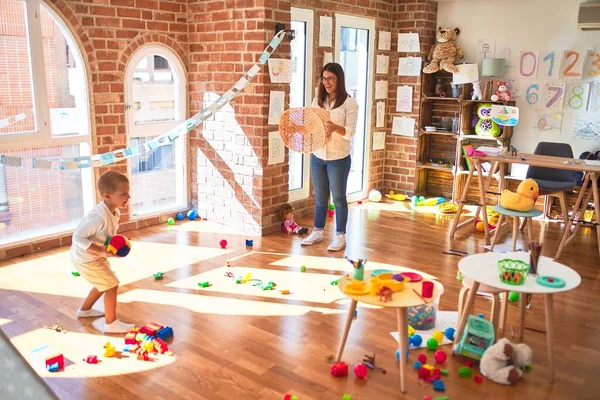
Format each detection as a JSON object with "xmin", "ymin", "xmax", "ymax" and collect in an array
[
  {"xmin": 125, "ymin": 46, "xmax": 187, "ymax": 217},
  {"xmin": 0, "ymin": 0, "xmax": 93, "ymax": 246}
]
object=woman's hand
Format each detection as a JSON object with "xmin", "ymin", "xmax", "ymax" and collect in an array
[{"xmin": 325, "ymin": 122, "xmax": 339, "ymax": 141}]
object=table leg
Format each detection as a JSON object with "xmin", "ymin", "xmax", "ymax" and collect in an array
[
  {"xmin": 545, "ymin": 293, "xmax": 555, "ymax": 383},
  {"xmin": 518, "ymin": 294, "xmax": 526, "ymax": 343},
  {"xmin": 476, "ymin": 161, "xmax": 491, "ymax": 245},
  {"xmin": 499, "ymin": 292, "xmax": 508, "ymax": 337},
  {"xmin": 490, "ymin": 213, "xmax": 504, "ymax": 251},
  {"xmin": 397, "ymin": 308, "xmax": 408, "ymax": 393},
  {"xmin": 453, "ymin": 281, "xmax": 479, "ymax": 351},
  {"xmin": 512, "ymin": 216, "xmax": 519, "ymax": 251},
  {"xmin": 450, "ymin": 164, "xmax": 475, "ymax": 239},
  {"xmin": 335, "ymin": 299, "xmax": 357, "ymax": 362},
  {"xmin": 591, "ymin": 174, "xmax": 600, "ymax": 260},
  {"xmin": 556, "ymin": 173, "xmax": 590, "ymax": 259},
  {"xmin": 526, "ymin": 217, "xmax": 534, "ymax": 243}
]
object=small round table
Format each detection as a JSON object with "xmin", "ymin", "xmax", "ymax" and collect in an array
[
  {"xmin": 454, "ymin": 251, "xmax": 581, "ymax": 383},
  {"xmin": 336, "ymin": 273, "xmax": 443, "ymax": 393}
]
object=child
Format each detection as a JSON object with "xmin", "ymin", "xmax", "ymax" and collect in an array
[
  {"xmin": 279, "ymin": 203, "xmax": 308, "ymax": 235},
  {"xmin": 70, "ymin": 171, "xmax": 134, "ymax": 334}
]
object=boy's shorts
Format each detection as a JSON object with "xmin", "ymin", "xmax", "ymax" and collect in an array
[{"xmin": 72, "ymin": 258, "xmax": 119, "ymax": 292}]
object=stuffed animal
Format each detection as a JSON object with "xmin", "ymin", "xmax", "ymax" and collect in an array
[
  {"xmin": 278, "ymin": 203, "xmax": 308, "ymax": 235},
  {"xmin": 500, "ymin": 179, "xmax": 539, "ymax": 212},
  {"xmin": 474, "ymin": 103, "xmax": 502, "ymax": 137},
  {"xmin": 491, "ymin": 81, "xmax": 513, "ymax": 102},
  {"xmin": 480, "ymin": 338, "xmax": 532, "ymax": 385},
  {"xmin": 423, "ymin": 27, "xmax": 464, "ymax": 74},
  {"xmin": 472, "ymin": 81, "xmax": 483, "ymax": 101}
]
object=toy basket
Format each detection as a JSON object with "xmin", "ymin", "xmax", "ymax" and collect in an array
[
  {"xmin": 279, "ymin": 107, "xmax": 330, "ymax": 153},
  {"xmin": 498, "ymin": 259, "xmax": 529, "ymax": 285}
]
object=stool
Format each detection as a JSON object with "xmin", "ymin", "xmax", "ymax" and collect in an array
[
  {"xmin": 457, "ymin": 277, "xmax": 508, "ymax": 340},
  {"xmin": 490, "ymin": 205, "xmax": 543, "ymax": 251}
]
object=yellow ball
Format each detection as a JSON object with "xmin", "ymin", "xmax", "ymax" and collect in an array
[
  {"xmin": 432, "ymin": 331, "xmax": 444, "ymax": 343},
  {"xmin": 475, "ymin": 221, "xmax": 485, "ymax": 232},
  {"xmin": 389, "ymin": 190, "xmax": 395, "ymax": 195},
  {"xmin": 408, "ymin": 326, "xmax": 415, "ymax": 336}
]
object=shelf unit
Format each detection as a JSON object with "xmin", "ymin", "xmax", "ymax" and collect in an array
[{"xmin": 415, "ymin": 70, "xmax": 515, "ymax": 202}]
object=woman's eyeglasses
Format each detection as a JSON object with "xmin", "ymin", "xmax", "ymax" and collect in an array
[{"xmin": 320, "ymin": 76, "xmax": 336, "ymax": 83}]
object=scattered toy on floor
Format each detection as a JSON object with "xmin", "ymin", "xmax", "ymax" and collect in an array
[
  {"xmin": 83, "ymin": 355, "xmax": 98, "ymax": 364},
  {"xmin": 245, "ymin": 239, "xmax": 253, "ymax": 247},
  {"xmin": 432, "ymin": 379, "xmax": 445, "ymax": 392},
  {"xmin": 480, "ymin": 337, "xmax": 532, "ymax": 385},
  {"xmin": 354, "ymin": 363, "xmax": 368, "ymax": 379},
  {"xmin": 167, "ymin": 218, "xmax": 174, "ymax": 225},
  {"xmin": 278, "ymin": 203, "xmax": 309, "ymax": 235},
  {"xmin": 434, "ymin": 350, "xmax": 447, "ymax": 364},
  {"xmin": 331, "ymin": 361, "xmax": 349, "ymax": 377},
  {"xmin": 153, "ymin": 272, "xmax": 164, "ymax": 280},
  {"xmin": 71, "ymin": 271, "xmax": 80, "ymax": 277},
  {"xmin": 362, "ymin": 353, "xmax": 386, "ymax": 374},
  {"xmin": 103, "ymin": 342, "xmax": 116, "ymax": 358},
  {"xmin": 198, "ymin": 281, "xmax": 211, "ymax": 288},
  {"xmin": 427, "ymin": 338, "xmax": 439, "ymax": 351},
  {"xmin": 219, "ymin": 239, "xmax": 227, "ymax": 248},
  {"xmin": 176, "ymin": 212, "xmax": 184, "ymax": 220},
  {"xmin": 187, "ymin": 209, "xmax": 198, "ymax": 220},
  {"xmin": 410, "ymin": 334, "xmax": 423, "ymax": 347},
  {"xmin": 44, "ymin": 324, "xmax": 67, "ymax": 334}
]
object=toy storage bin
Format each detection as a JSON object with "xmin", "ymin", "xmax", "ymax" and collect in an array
[{"xmin": 408, "ymin": 284, "xmax": 444, "ymax": 330}]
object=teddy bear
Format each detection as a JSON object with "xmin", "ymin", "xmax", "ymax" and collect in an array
[
  {"xmin": 423, "ymin": 27, "xmax": 464, "ymax": 74},
  {"xmin": 480, "ymin": 338, "xmax": 532, "ymax": 385},
  {"xmin": 491, "ymin": 81, "xmax": 512, "ymax": 102}
]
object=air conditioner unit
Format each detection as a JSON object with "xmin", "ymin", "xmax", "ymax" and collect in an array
[{"xmin": 578, "ymin": 2, "xmax": 600, "ymax": 31}]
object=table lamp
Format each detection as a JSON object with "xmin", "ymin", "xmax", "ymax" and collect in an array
[{"xmin": 481, "ymin": 58, "xmax": 505, "ymax": 100}]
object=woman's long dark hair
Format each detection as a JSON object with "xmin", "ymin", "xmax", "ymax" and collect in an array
[{"xmin": 317, "ymin": 63, "xmax": 349, "ymax": 109}]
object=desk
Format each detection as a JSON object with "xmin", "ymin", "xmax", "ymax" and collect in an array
[
  {"xmin": 448, "ymin": 153, "xmax": 600, "ymax": 260},
  {"xmin": 335, "ymin": 274, "xmax": 443, "ymax": 393},
  {"xmin": 454, "ymin": 252, "xmax": 581, "ymax": 382}
]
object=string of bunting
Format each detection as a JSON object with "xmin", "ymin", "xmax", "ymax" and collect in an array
[{"xmin": 0, "ymin": 30, "xmax": 287, "ymax": 170}]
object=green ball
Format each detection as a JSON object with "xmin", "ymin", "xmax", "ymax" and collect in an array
[
  {"xmin": 508, "ymin": 292, "xmax": 520, "ymax": 302},
  {"xmin": 343, "ymin": 395, "xmax": 352, "ymax": 400},
  {"xmin": 167, "ymin": 218, "xmax": 175, "ymax": 225},
  {"xmin": 419, "ymin": 196, "xmax": 425, "ymax": 202},
  {"xmin": 426, "ymin": 337, "xmax": 439, "ymax": 350},
  {"xmin": 291, "ymin": 396, "xmax": 298, "ymax": 400},
  {"xmin": 300, "ymin": 266, "xmax": 306, "ymax": 272},
  {"xmin": 329, "ymin": 204, "xmax": 335, "ymax": 210}
]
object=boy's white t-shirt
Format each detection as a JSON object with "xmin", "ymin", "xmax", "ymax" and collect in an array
[{"xmin": 70, "ymin": 201, "xmax": 121, "ymax": 263}]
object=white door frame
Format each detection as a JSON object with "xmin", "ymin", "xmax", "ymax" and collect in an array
[{"xmin": 334, "ymin": 14, "xmax": 375, "ymax": 203}]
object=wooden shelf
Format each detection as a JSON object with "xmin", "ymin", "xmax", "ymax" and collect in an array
[
  {"xmin": 461, "ymin": 99, "xmax": 513, "ymax": 105},
  {"xmin": 459, "ymin": 134, "xmax": 507, "ymax": 141},
  {"xmin": 422, "ymin": 95, "xmax": 462, "ymax": 102},
  {"xmin": 419, "ymin": 130, "xmax": 460, "ymax": 137},
  {"xmin": 417, "ymin": 164, "xmax": 454, "ymax": 172}
]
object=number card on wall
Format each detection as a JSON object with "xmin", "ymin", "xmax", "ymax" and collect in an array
[
  {"xmin": 519, "ymin": 50, "xmax": 539, "ymax": 78},
  {"xmin": 565, "ymin": 82, "xmax": 590, "ymax": 111},
  {"xmin": 396, "ymin": 86, "xmax": 413, "ymax": 112},
  {"xmin": 398, "ymin": 57, "xmax": 422, "ymax": 77},
  {"xmin": 542, "ymin": 82, "xmax": 566, "ymax": 111},
  {"xmin": 589, "ymin": 82, "xmax": 600, "ymax": 113},
  {"xmin": 583, "ymin": 50, "xmax": 600, "ymax": 79},
  {"xmin": 538, "ymin": 50, "xmax": 560, "ymax": 79},
  {"xmin": 560, "ymin": 50, "xmax": 584, "ymax": 79},
  {"xmin": 524, "ymin": 80, "xmax": 542, "ymax": 107}
]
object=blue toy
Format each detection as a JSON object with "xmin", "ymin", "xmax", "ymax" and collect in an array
[
  {"xmin": 413, "ymin": 361, "xmax": 422, "ymax": 370},
  {"xmin": 176, "ymin": 212, "xmax": 184, "ymax": 221},
  {"xmin": 454, "ymin": 315, "xmax": 494, "ymax": 360},
  {"xmin": 156, "ymin": 326, "xmax": 173, "ymax": 341},
  {"xmin": 187, "ymin": 210, "xmax": 198, "ymax": 220},
  {"xmin": 245, "ymin": 239, "xmax": 253, "ymax": 247},
  {"xmin": 444, "ymin": 327, "xmax": 455, "ymax": 341},
  {"xmin": 395, "ymin": 349, "xmax": 409, "ymax": 360},
  {"xmin": 433, "ymin": 379, "xmax": 446, "ymax": 392},
  {"xmin": 410, "ymin": 334, "xmax": 423, "ymax": 347}
]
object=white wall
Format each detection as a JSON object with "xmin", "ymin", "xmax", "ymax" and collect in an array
[{"xmin": 438, "ymin": 0, "xmax": 600, "ymax": 157}]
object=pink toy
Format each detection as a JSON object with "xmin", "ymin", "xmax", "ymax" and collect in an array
[
  {"xmin": 475, "ymin": 374, "xmax": 484, "ymax": 383},
  {"xmin": 491, "ymin": 81, "xmax": 512, "ymax": 102},
  {"xmin": 422, "ymin": 281, "xmax": 434, "ymax": 298},
  {"xmin": 354, "ymin": 363, "xmax": 368, "ymax": 379},
  {"xmin": 464, "ymin": 360, "xmax": 473, "ymax": 368},
  {"xmin": 83, "ymin": 355, "xmax": 98, "ymax": 364},
  {"xmin": 219, "ymin": 239, "xmax": 227, "ymax": 248},
  {"xmin": 418, "ymin": 353, "xmax": 427, "ymax": 364},
  {"xmin": 424, "ymin": 396, "xmax": 433, "ymax": 400},
  {"xmin": 278, "ymin": 203, "xmax": 308, "ymax": 235},
  {"xmin": 327, "ymin": 209, "xmax": 334, "ymax": 217},
  {"xmin": 465, "ymin": 146, "xmax": 487, "ymax": 157},
  {"xmin": 434, "ymin": 350, "xmax": 447, "ymax": 364},
  {"xmin": 330, "ymin": 361, "xmax": 349, "ymax": 377},
  {"xmin": 358, "ymin": 200, "xmax": 363, "ymax": 204}
]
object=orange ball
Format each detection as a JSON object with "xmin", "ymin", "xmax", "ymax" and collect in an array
[{"xmin": 475, "ymin": 221, "xmax": 485, "ymax": 232}]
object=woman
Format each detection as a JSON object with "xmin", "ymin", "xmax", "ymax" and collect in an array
[{"xmin": 301, "ymin": 63, "xmax": 358, "ymax": 252}]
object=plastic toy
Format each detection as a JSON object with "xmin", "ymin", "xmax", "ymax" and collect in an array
[
  {"xmin": 474, "ymin": 103, "xmax": 502, "ymax": 137},
  {"xmin": 125, "ymin": 327, "xmax": 140, "ymax": 344},
  {"xmin": 425, "ymin": 397, "xmax": 433, "ymax": 400},
  {"xmin": 300, "ymin": 266, "xmax": 306, "ymax": 272},
  {"xmin": 444, "ymin": 327, "xmax": 455, "ymax": 341},
  {"xmin": 500, "ymin": 179, "xmax": 539, "ymax": 212},
  {"xmin": 412, "ymin": 196, "xmax": 444, "ymax": 207},
  {"xmin": 327, "ymin": 209, "xmax": 334, "ymax": 217},
  {"xmin": 440, "ymin": 369, "xmax": 448, "ymax": 376},
  {"xmin": 369, "ymin": 272, "xmax": 405, "ymax": 295},
  {"xmin": 354, "ymin": 363, "xmax": 368, "ymax": 379},
  {"xmin": 198, "ymin": 281, "xmax": 211, "ymax": 288},
  {"xmin": 410, "ymin": 334, "xmax": 423, "ymax": 347},
  {"xmin": 345, "ymin": 257, "xmax": 367, "ymax": 281},
  {"xmin": 408, "ymin": 326, "xmax": 415, "ymax": 336},
  {"xmin": 438, "ymin": 201, "xmax": 459, "ymax": 213},
  {"xmin": 219, "ymin": 239, "xmax": 227, "ymax": 248},
  {"xmin": 245, "ymin": 239, "xmax": 253, "ymax": 247},
  {"xmin": 377, "ymin": 286, "xmax": 394, "ymax": 302},
  {"xmin": 472, "ymin": 80, "xmax": 483, "ymax": 100},
  {"xmin": 30, "ymin": 345, "xmax": 65, "ymax": 372},
  {"xmin": 418, "ymin": 353, "xmax": 427, "ymax": 363},
  {"xmin": 409, "ymin": 303, "xmax": 436, "ymax": 330},
  {"xmin": 422, "ymin": 281, "xmax": 434, "ymax": 297},
  {"xmin": 329, "ymin": 204, "xmax": 335, "ymax": 210},
  {"xmin": 395, "ymin": 349, "xmax": 409, "ymax": 360},
  {"xmin": 167, "ymin": 218, "xmax": 174, "ymax": 225},
  {"xmin": 153, "ymin": 272, "xmax": 164, "ymax": 280},
  {"xmin": 280, "ymin": 289, "xmax": 290, "ymax": 295},
  {"xmin": 83, "ymin": 355, "xmax": 98, "ymax": 364},
  {"xmin": 433, "ymin": 380, "xmax": 445, "ymax": 392},
  {"xmin": 342, "ymin": 395, "xmax": 352, "ymax": 400},
  {"xmin": 434, "ymin": 350, "xmax": 447, "ymax": 364},
  {"xmin": 474, "ymin": 375, "xmax": 484, "ymax": 383},
  {"xmin": 536, "ymin": 275, "xmax": 566, "ymax": 288},
  {"xmin": 71, "ymin": 271, "xmax": 80, "ymax": 277},
  {"xmin": 455, "ymin": 315, "xmax": 494, "ymax": 360},
  {"xmin": 401, "ymin": 272, "xmax": 423, "ymax": 282},
  {"xmin": 464, "ymin": 360, "xmax": 472, "ymax": 367},
  {"xmin": 103, "ymin": 342, "xmax": 116, "ymax": 358},
  {"xmin": 427, "ymin": 338, "xmax": 439, "ymax": 351},
  {"xmin": 480, "ymin": 337, "xmax": 532, "ymax": 385},
  {"xmin": 498, "ymin": 259, "xmax": 529, "ymax": 285},
  {"xmin": 156, "ymin": 326, "xmax": 173, "ymax": 341},
  {"xmin": 357, "ymin": 200, "xmax": 363, "ymax": 205},
  {"xmin": 508, "ymin": 291, "xmax": 519, "ymax": 302},
  {"xmin": 458, "ymin": 366, "xmax": 472, "ymax": 377},
  {"xmin": 140, "ymin": 322, "xmax": 164, "ymax": 337},
  {"xmin": 226, "ymin": 261, "xmax": 231, "ymax": 267},
  {"xmin": 104, "ymin": 234, "xmax": 131, "ymax": 257},
  {"xmin": 413, "ymin": 361, "xmax": 422, "ymax": 370},
  {"xmin": 368, "ymin": 189, "xmax": 382, "ymax": 202},
  {"xmin": 362, "ymin": 353, "xmax": 386, "ymax": 374},
  {"xmin": 386, "ymin": 192, "xmax": 407, "ymax": 201},
  {"xmin": 187, "ymin": 209, "xmax": 198, "ymax": 220},
  {"xmin": 176, "ymin": 212, "xmax": 184, "ymax": 220}
]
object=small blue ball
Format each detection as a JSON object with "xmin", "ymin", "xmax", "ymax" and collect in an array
[
  {"xmin": 444, "ymin": 327, "xmax": 456, "ymax": 341},
  {"xmin": 187, "ymin": 209, "xmax": 198, "ymax": 220},
  {"xmin": 413, "ymin": 361, "xmax": 422, "ymax": 370},
  {"xmin": 478, "ymin": 313, "xmax": 485, "ymax": 319},
  {"xmin": 410, "ymin": 334, "xmax": 423, "ymax": 347},
  {"xmin": 176, "ymin": 212, "xmax": 184, "ymax": 221},
  {"xmin": 395, "ymin": 349, "xmax": 409, "ymax": 360}
]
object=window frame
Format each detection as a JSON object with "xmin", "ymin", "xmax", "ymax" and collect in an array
[{"xmin": 288, "ymin": 7, "xmax": 314, "ymax": 203}]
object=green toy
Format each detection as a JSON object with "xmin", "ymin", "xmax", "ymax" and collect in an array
[
  {"xmin": 71, "ymin": 271, "xmax": 80, "ymax": 277},
  {"xmin": 455, "ymin": 315, "xmax": 495, "ymax": 360},
  {"xmin": 300, "ymin": 266, "xmax": 307, "ymax": 272},
  {"xmin": 329, "ymin": 204, "xmax": 335, "ymax": 210},
  {"xmin": 153, "ymin": 272, "xmax": 164, "ymax": 280},
  {"xmin": 167, "ymin": 218, "xmax": 174, "ymax": 225},
  {"xmin": 508, "ymin": 291, "xmax": 520, "ymax": 302},
  {"xmin": 440, "ymin": 368, "xmax": 449, "ymax": 376},
  {"xmin": 524, "ymin": 363, "xmax": 532, "ymax": 372},
  {"xmin": 475, "ymin": 103, "xmax": 502, "ymax": 137},
  {"xmin": 427, "ymin": 338, "xmax": 439, "ymax": 350},
  {"xmin": 458, "ymin": 366, "xmax": 472, "ymax": 377},
  {"xmin": 198, "ymin": 281, "xmax": 211, "ymax": 288}
]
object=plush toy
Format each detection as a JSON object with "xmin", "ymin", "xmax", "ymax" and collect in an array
[
  {"xmin": 278, "ymin": 203, "xmax": 308, "ymax": 235},
  {"xmin": 423, "ymin": 27, "xmax": 464, "ymax": 74},
  {"xmin": 471, "ymin": 81, "xmax": 483, "ymax": 101},
  {"xmin": 474, "ymin": 103, "xmax": 502, "ymax": 137},
  {"xmin": 105, "ymin": 234, "xmax": 131, "ymax": 257},
  {"xmin": 490, "ymin": 81, "xmax": 513, "ymax": 102},
  {"xmin": 480, "ymin": 338, "xmax": 532, "ymax": 385},
  {"xmin": 500, "ymin": 179, "xmax": 539, "ymax": 212}
]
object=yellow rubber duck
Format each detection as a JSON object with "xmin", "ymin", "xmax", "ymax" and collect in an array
[
  {"xmin": 103, "ymin": 341, "xmax": 116, "ymax": 357},
  {"xmin": 500, "ymin": 179, "xmax": 539, "ymax": 212}
]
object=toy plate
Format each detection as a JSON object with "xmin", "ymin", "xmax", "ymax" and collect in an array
[
  {"xmin": 536, "ymin": 275, "xmax": 565, "ymax": 288},
  {"xmin": 400, "ymin": 272, "xmax": 423, "ymax": 282},
  {"xmin": 343, "ymin": 286, "xmax": 370, "ymax": 295},
  {"xmin": 371, "ymin": 269, "xmax": 394, "ymax": 277}
]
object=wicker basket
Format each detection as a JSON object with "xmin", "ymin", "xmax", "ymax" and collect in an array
[
  {"xmin": 498, "ymin": 259, "xmax": 529, "ymax": 285},
  {"xmin": 279, "ymin": 107, "xmax": 330, "ymax": 153}
]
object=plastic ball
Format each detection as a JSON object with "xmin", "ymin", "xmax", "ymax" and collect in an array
[
  {"xmin": 328, "ymin": 210, "xmax": 334, "ymax": 217},
  {"xmin": 187, "ymin": 209, "xmax": 198, "ymax": 220},
  {"xmin": 357, "ymin": 200, "xmax": 363, "ymax": 205},
  {"xmin": 426, "ymin": 338, "xmax": 439, "ymax": 351},
  {"xmin": 419, "ymin": 196, "xmax": 425, "ymax": 202},
  {"xmin": 342, "ymin": 395, "xmax": 352, "ymax": 400},
  {"xmin": 354, "ymin": 363, "xmax": 368, "ymax": 379},
  {"xmin": 509, "ymin": 291, "xmax": 520, "ymax": 302},
  {"xmin": 434, "ymin": 350, "xmax": 447, "ymax": 364},
  {"xmin": 410, "ymin": 334, "xmax": 423, "ymax": 347},
  {"xmin": 395, "ymin": 349, "xmax": 409, "ymax": 360},
  {"xmin": 444, "ymin": 327, "xmax": 455, "ymax": 341},
  {"xmin": 413, "ymin": 361, "xmax": 422, "ymax": 370},
  {"xmin": 368, "ymin": 189, "xmax": 382, "ymax": 202},
  {"xmin": 329, "ymin": 204, "xmax": 335, "ymax": 210},
  {"xmin": 167, "ymin": 218, "xmax": 174, "ymax": 225},
  {"xmin": 475, "ymin": 221, "xmax": 485, "ymax": 232},
  {"xmin": 176, "ymin": 212, "xmax": 184, "ymax": 220},
  {"xmin": 432, "ymin": 331, "xmax": 444, "ymax": 343},
  {"xmin": 105, "ymin": 235, "xmax": 131, "ymax": 257},
  {"xmin": 408, "ymin": 326, "xmax": 415, "ymax": 336},
  {"xmin": 418, "ymin": 353, "xmax": 427, "ymax": 363},
  {"xmin": 300, "ymin": 266, "xmax": 306, "ymax": 272},
  {"xmin": 389, "ymin": 190, "xmax": 395, "ymax": 195},
  {"xmin": 219, "ymin": 239, "xmax": 227, "ymax": 248}
]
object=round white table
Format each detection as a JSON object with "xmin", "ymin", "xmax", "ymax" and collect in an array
[{"xmin": 453, "ymin": 251, "xmax": 581, "ymax": 383}]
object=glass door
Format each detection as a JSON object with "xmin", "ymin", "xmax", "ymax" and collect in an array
[{"xmin": 335, "ymin": 14, "xmax": 375, "ymax": 202}]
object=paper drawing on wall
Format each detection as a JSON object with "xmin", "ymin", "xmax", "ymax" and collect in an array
[
  {"xmin": 319, "ymin": 16, "xmax": 332, "ymax": 47},
  {"xmin": 583, "ymin": 50, "xmax": 600, "ymax": 78},
  {"xmin": 376, "ymin": 101, "xmax": 385, "ymax": 128},
  {"xmin": 392, "ymin": 116, "xmax": 415, "ymax": 136},
  {"xmin": 376, "ymin": 54, "xmax": 389, "ymax": 74},
  {"xmin": 538, "ymin": 50, "xmax": 561, "ymax": 79},
  {"xmin": 398, "ymin": 57, "xmax": 422, "ymax": 77},
  {"xmin": 452, "ymin": 63, "xmax": 479, "ymax": 84},
  {"xmin": 565, "ymin": 82, "xmax": 590, "ymax": 111},
  {"xmin": 268, "ymin": 59, "xmax": 292, "ymax": 83},
  {"xmin": 476, "ymin": 39, "xmax": 495, "ymax": 65},
  {"xmin": 518, "ymin": 50, "xmax": 539, "ymax": 78},
  {"xmin": 542, "ymin": 82, "xmax": 566, "ymax": 111},
  {"xmin": 268, "ymin": 91, "xmax": 285, "ymax": 125},
  {"xmin": 573, "ymin": 119, "xmax": 600, "ymax": 141},
  {"xmin": 397, "ymin": 33, "xmax": 420, "ymax": 53},
  {"xmin": 504, "ymin": 78, "xmax": 521, "ymax": 98},
  {"xmin": 494, "ymin": 39, "xmax": 516, "ymax": 67},
  {"xmin": 323, "ymin": 51, "xmax": 333, "ymax": 66},
  {"xmin": 531, "ymin": 112, "xmax": 562, "ymax": 132},
  {"xmin": 375, "ymin": 80, "xmax": 388, "ymax": 100},
  {"xmin": 372, "ymin": 131, "xmax": 385, "ymax": 151},
  {"xmin": 491, "ymin": 105, "xmax": 519, "ymax": 127},
  {"xmin": 396, "ymin": 86, "xmax": 413, "ymax": 113},
  {"xmin": 560, "ymin": 50, "xmax": 584, "ymax": 79},
  {"xmin": 378, "ymin": 31, "xmax": 391, "ymax": 51},
  {"xmin": 268, "ymin": 131, "xmax": 285, "ymax": 165},
  {"xmin": 589, "ymin": 82, "xmax": 600, "ymax": 112}
]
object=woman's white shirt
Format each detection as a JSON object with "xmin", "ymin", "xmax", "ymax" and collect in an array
[{"xmin": 311, "ymin": 95, "xmax": 359, "ymax": 161}]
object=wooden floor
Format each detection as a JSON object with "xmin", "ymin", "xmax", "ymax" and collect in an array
[{"xmin": 1, "ymin": 201, "xmax": 599, "ymax": 400}]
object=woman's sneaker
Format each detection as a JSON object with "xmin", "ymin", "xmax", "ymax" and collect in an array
[
  {"xmin": 301, "ymin": 230, "xmax": 324, "ymax": 246},
  {"xmin": 327, "ymin": 233, "xmax": 346, "ymax": 252}
]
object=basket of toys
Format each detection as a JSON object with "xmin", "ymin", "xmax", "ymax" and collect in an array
[
  {"xmin": 498, "ymin": 259, "xmax": 529, "ymax": 285},
  {"xmin": 408, "ymin": 285, "xmax": 444, "ymax": 330}
]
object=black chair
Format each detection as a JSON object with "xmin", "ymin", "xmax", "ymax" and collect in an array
[{"xmin": 526, "ymin": 142, "xmax": 577, "ymax": 224}]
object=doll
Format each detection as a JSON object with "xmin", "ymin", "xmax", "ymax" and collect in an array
[{"xmin": 279, "ymin": 203, "xmax": 308, "ymax": 235}]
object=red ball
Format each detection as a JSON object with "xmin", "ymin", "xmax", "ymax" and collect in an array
[
  {"xmin": 354, "ymin": 363, "xmax": 368, "ymax": 379},
  {"xmin": 357, "ymin": 200, "xmax": 363, "ymax": 204},
  {"xmin": 327, "ymin": 210, "xmax": 334, "ymax": 217},
  {"xmin": 284, "ymin": 395, "xmax": 292, "ymax": 400},
  {"xmin": 474, "ymin": 374, "xmax": 484, "ymax": 383},
  {"xmin": 464, "ymin": 360, "xmax": 473, "ymax": 367},
  {"xmin": 219, "ymin": 239, "xmax": 227, "ymax": 248},
  {"xmin": 418, "ymin": 353, "xmax": 427, "ymax": 364},
  {"xmin": 434, "ymin": 350, "xmax": 447, "ymax": 364}
]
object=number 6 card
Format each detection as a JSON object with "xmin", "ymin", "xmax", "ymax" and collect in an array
[{"xmin": 542, "ymin": 82, "xmax": 566, "ymax": 111}]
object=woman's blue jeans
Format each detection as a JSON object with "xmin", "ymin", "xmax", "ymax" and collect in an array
[{"xmin": 311, "ymin": 154, "xmax": 351, "ymax": 234}]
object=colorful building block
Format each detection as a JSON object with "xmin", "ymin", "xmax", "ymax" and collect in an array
[
  {"xmin": 30, "ymin": 345, "xmax": 64, "ymax": 372},
  {"xmin": 440, "ymin": 369, "xmax": 449, "ymax": 376},
  {"xmin": 432, "ymin": 380, "xmax": 445, "ymax": 392},
  {"xmin": 140, "ymin": 322, "xmax": 164, "ymax": 337},
  {"xmin": 418, "ymin": 367, "xmax": 432, "ymax": 380},
  {"xmin": 153, "ymin": 338, "xmax": 169, "ymax": 354},
  {"xmin": 125, "ymin": 327, "xmax": 140, "ymax": 345},
  {"xmin": 156, "ymin": 326, "xmax": 173, "ymax": 341}
]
